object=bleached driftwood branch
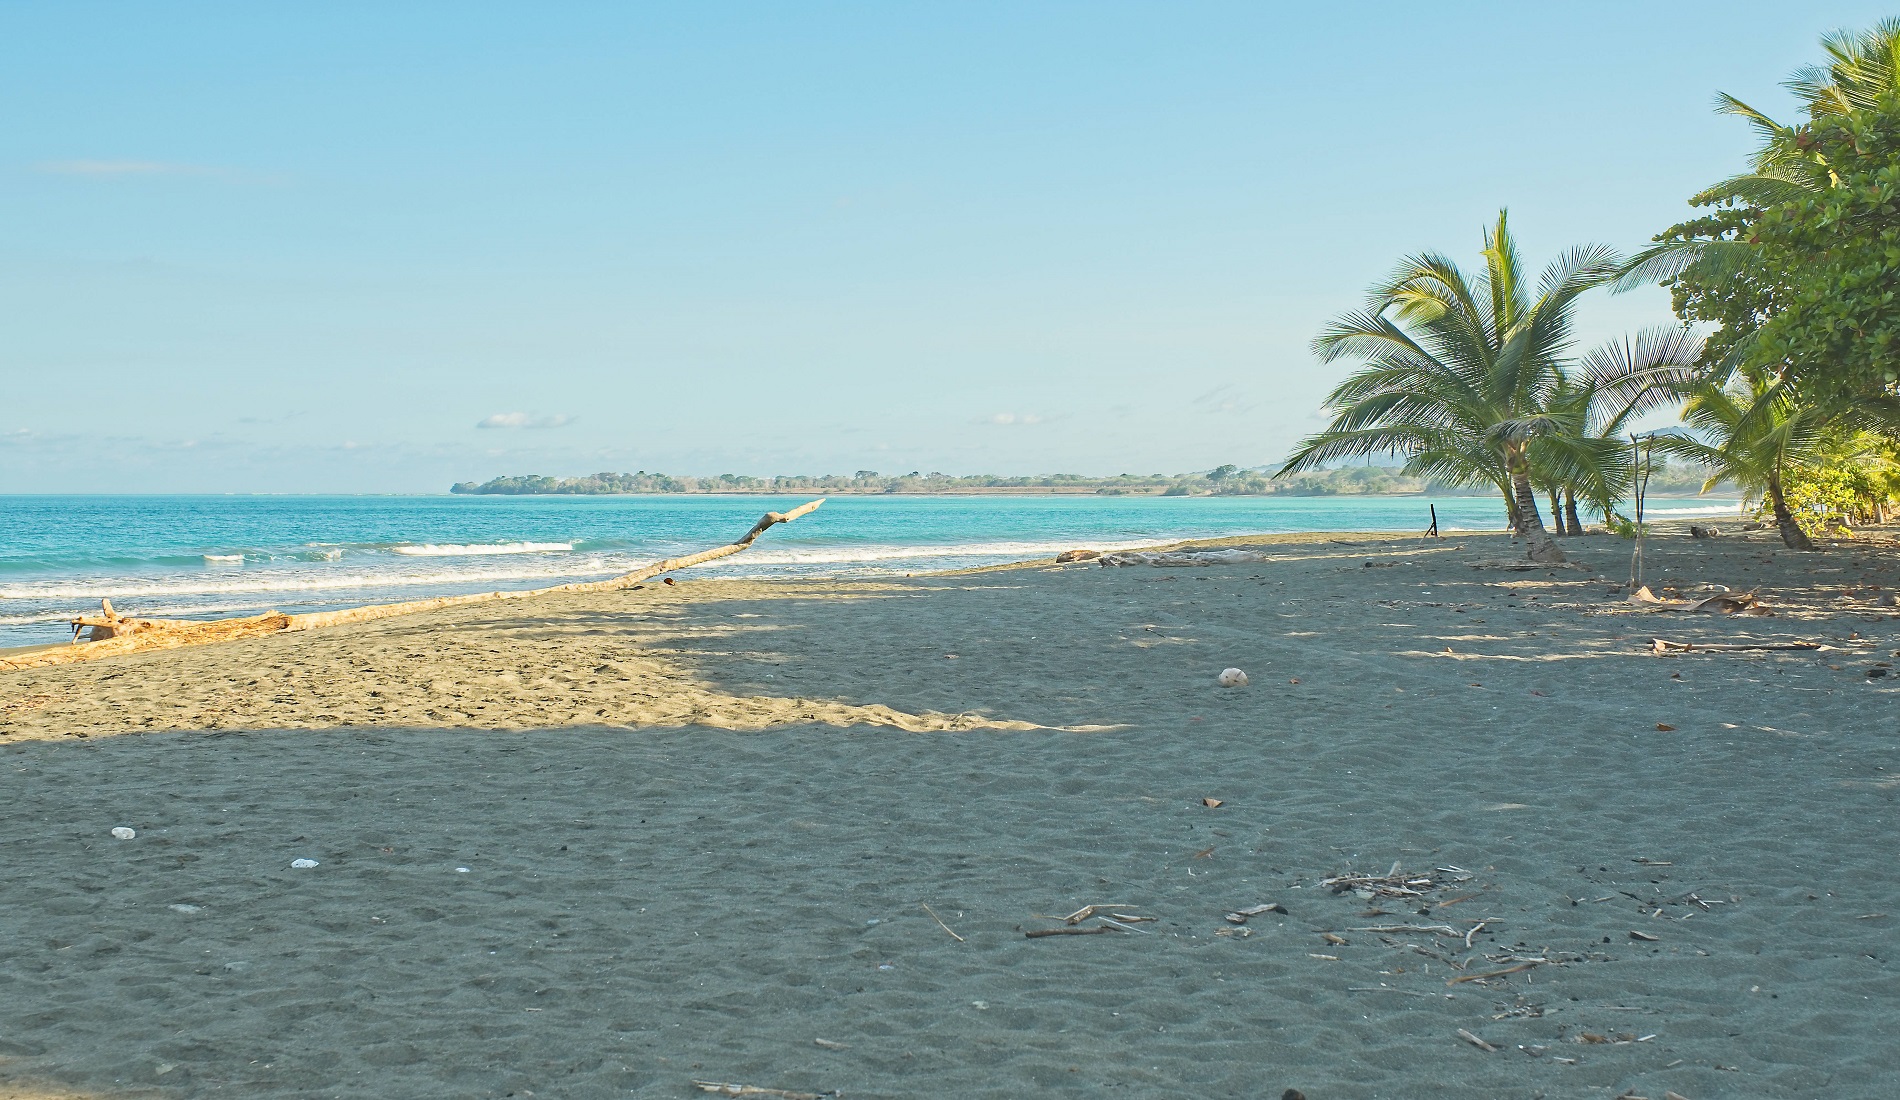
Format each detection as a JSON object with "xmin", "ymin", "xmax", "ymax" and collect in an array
[{"xmin": 0, "ymin": 499, "xmax": 826, "ymax": 671}]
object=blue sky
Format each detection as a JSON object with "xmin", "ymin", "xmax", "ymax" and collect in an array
[{"xmin": 2, "ymin": 2, "xmax": 1892, "ymax": 492}]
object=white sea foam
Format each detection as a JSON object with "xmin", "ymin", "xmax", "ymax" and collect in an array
[
  {"xmin": 1641, "ymin": 503, "xmax": 1745, "ymax": 518},
  {"xmin": 391, "ymin": 542, "xmax": 573, "ymax": 557},
  {"xmin": 203, "ymin": 554, "xmax": 244, "ymax": 564}
]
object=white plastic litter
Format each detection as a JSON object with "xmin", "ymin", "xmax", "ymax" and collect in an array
[
  {"xmin": 1217, "ymin": 668, "xmax": 1249, "ymax": 688},
  {"xmin": 110, "ymin": 826, "xmax": 136, "ymax": 840},
  {"xmin": 290, "ymin": 858, "xmax": 319, "ymax": 869},
  {"xmin": 167, "ymin": 904, "xmax": 202, "ymax": 913},
  {"xmin": 455, "ymin": 867, "xmax": 471, "ymax": 873}
]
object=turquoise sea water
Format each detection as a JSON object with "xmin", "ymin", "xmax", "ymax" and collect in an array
[{"xmin": 0, "ymin": 493, "xmax": 1745, "ymax": 648}]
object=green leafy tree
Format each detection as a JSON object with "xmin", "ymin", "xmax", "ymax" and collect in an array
[{"xmin": 1620, "ymin": 20, "xmax": 1900, "ymax": 396}]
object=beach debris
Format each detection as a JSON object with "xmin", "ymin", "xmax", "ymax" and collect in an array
[
  {"xmin": 1689, "ymin": 525, "xmax": 1722, "ymax": 538},
  {"xmin": 1061, "ymin": 903, "xmax": 1132, "ymax": 925},
  {"xmin": 1655, "ymin": 723, "xmax": 1676, "ymax": 731},
  {"xmin": 1649, "ymin": 637, "xmax": 1840, "ymax": 654},
  {"xmin": 1321, "ymin": 932, "xmax": 1349, "ymax": 946},
  {"xmin": 1282, "ymin": 1090, "xmax": 1308, "ymax": 1100},
  {"xmin": 691, "ymin": 1082, "xmax": 833, "ymax": 1099},
  {"xmin": 1627, "ymin": 585, "xmax": 1759, "ymax": 613},
  {"xmin": 290, "ymin": 858, "xmax": 319, "ymax": 869},
  {"xmin": 1225, "ymin": 903, "xmax": 1288, "ymax": 923},
  {"xmin": 110, "ymin": 826, "xmax": 136, "ymax": 840},
  {"xmin": 167, "ymin": 904, "xmax": 201, "ymax": 913},
  {"xmin": 1323, "ymin": 863, "xmax": 1472, "ymax": 900},
  {"xmin": 456, "ymin": 866, "xmax": 471, "ymax": 873},
  {"xmin": 1201, "ymin": 797, "xmax": 1224, "ymax": 808},
  {"xmin": 920, "ymin": 902, "xmax": 964, "ymax": 943},
  {"xmin": 1217, "ymin": 667, "xmax": 1249, "ymax": 687},
  {"xmin": 812, "ymin": 1038, "xmax": 848, "ymax": 1051},
  {"xmin": 1350, "ymin": 924, "xmax": 1463, "ymax": 936},
  {"xmin": 1025, "ymin": 925, "xmax": 1119, "ymax": 938},
  {"xmin": 1629, "ymin": 930, "xmax": 1660, "ymax": 942},
  {"xmin": 1099, "ymin": 548, "xmax": 1270, "ymax": 567},
  {"xmin": 1054, "ymin": 549, "xmax": 1100, "ymax": 563},
  {"xmin": 1448, "ymin": 961, "xmax": 1538, "ymax": 985},
  {"xmin": 662, "ymin": 577, "xmax": 676, "ymax": 585},
  {"xmin": 9, "ymin": 499, "xmax": 827, "ymax": 672},
  {"xmin": 1099, "ymin": 917, "xmax": 1153, "ymax": 934},
  {"xmin": 1456, "ymin": 1028, "xmax": 1499, "ymax": 1052}
]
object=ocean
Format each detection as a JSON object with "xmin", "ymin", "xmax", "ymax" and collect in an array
[{"xmin": 0, "ymin": 493, "xmax": 1744, "ymax": 649}]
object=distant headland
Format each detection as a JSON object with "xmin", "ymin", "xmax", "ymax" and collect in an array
[{"xmin": 450, "ymin": 465, "xmax": 1718, "ymax": 497}]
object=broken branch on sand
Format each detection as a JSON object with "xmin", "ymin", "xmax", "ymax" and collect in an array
[
  {"xmin": 1649, "ymin": 638, "xmax": 1831, "ymax": 654},
  {"xmin": 2, "ymin": 500, "xmax": 827, "ymax": 671},
  {"xmin": 1025, "ymin": 925, "xmax": 1120, "ymax": 938},
  {"xmin": 1627, "ymin": 586, "xmax": 1761, "ymax": 613}
]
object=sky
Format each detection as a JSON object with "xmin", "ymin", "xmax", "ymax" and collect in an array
[{"xmin": 3, "ymin": 2, "xmax": 1894, "ymax": 493}]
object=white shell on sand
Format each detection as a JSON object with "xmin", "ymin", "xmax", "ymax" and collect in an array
[
  {"xmin": 290, "ymin": 858, "xmax": 319, "ymax": 869},
  {"xmin": 110, "ymin": 826, "xmax": 136, "ymax": 840},
  {"xmin": 1217, "ymin": 668, "xmax": 1249, "ymax": 687}
]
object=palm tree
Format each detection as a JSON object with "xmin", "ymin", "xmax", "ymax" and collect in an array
[
  {"xmin": 1280, "ymin": 211, "xmax": 1626, "ymax": 562},
  {"xmin": 1647, "ymin": 366, "xmax": 1881, "ymax": 550},
  {"xmin": 1531, "ymin": 327, "xmax": 1709, "ymax": 533}
]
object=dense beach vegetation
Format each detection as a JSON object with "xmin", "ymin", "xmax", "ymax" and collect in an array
[{"xmin": 1281, "ymin": 18, "xmax": 1900, "ymax": 554}]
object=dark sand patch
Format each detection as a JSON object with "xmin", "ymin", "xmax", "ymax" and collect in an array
[{"xmin": 3, "ymin": 529, "xmax": 1898, "ymax": 1097}]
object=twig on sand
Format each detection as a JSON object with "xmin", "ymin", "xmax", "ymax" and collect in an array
[
  {"xmin": 1448, "ymin": 961, "xmax": 1539, "ymax": 986},
  {"xmin": 1098, "ymin": 917, "xmax": 1153, "ymax": 934},
  {"xmin": 692, "ymin": 1082, "xmax": 833, "ymax": 1099},
  {"xmin": 920, "ymin": 903, "xmax": 964, "ymax": 943},
  {"xmin": 1350, "ymin": 924, "xmax": 1462, "ymax": 936},
  {"xmin": 1456, "ymin": 1029, "xmax": 1499, "ymax": 1052},
  {"xmin": 1025, "ymin": 925, "xmax": 1119, "ymax": 938},
  {"xmin": 1062, "ymin": 904, "xmax": 1133, "ymax": 925}
]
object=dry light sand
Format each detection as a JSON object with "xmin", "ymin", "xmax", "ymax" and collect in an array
[{"xmin": 2, "ymin": 527, "xmax": 1898, "ymax": 1099}]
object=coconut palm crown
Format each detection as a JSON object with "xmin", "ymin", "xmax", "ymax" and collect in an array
[{"xmin": 1279, "ymin": 211, "xmax": 1696, "ymax": 562}]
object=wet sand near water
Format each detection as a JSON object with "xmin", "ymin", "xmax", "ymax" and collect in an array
[{"xmin": 3, "ymin": 528, "xmax": 1898, "ymax": 1098}]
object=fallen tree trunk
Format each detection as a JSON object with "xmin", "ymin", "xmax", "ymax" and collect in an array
[{"xmin": 0, "ymin": 499, "xmax": 826, "ymax": 671}]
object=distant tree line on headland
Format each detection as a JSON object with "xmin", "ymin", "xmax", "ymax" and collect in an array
[{"xmin": 451, "ymin": 462, "xmax": 1719, "ymax": 498}]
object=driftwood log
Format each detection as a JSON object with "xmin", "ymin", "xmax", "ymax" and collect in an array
[{"xmin": 0, "ymin": 499, "xmax": 826, "ymax": 672}]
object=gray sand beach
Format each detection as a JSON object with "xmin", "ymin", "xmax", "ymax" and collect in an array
[{"xmin": 3, "ymin": 528, "xmax": 1898, "ymax": 1098}]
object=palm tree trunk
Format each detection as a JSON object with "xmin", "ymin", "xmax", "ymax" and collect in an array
[
  {"xmin": 1766, "ymin": 468, "xmax": 1814, "ymax": 551},
  {"xmin": 1510, "ymin": 465, "xmax": 1564, "ymax": 562},
  {"xmin": 1563, "ymin": 489, "xmax": 1583, "ymax": 536},
  {"xmin": 1501, "ymin": 487, "xmax": 1522, "ymax": 534},
  {"xmin": 1546, "ymin": 489, "xmax": 1563, "ymax": 534}
]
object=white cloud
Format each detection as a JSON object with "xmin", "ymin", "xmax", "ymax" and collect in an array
[
  {"xmin": 1191, "ymin": 384, "xmax": 1254, "ymax": 415},
  {"xmin": 35, "ymin": 160, "xmax": 208, "ymax": 176},
  {"xmin": 987, "ymin": 413, "xmax": 1044, "ymax": 426},
  {"xmin": 477, "ymin": 412, "xmax": 575, "ymax": 430}
]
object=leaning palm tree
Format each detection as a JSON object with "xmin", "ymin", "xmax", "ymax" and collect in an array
[
  {"xmin": 1280, "ymin": 212, "xmax": 1622, "ymax": 562},
  {"xmin": 1649, "ymin": 366, "xmax": 1856, "ymax": 550}
]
